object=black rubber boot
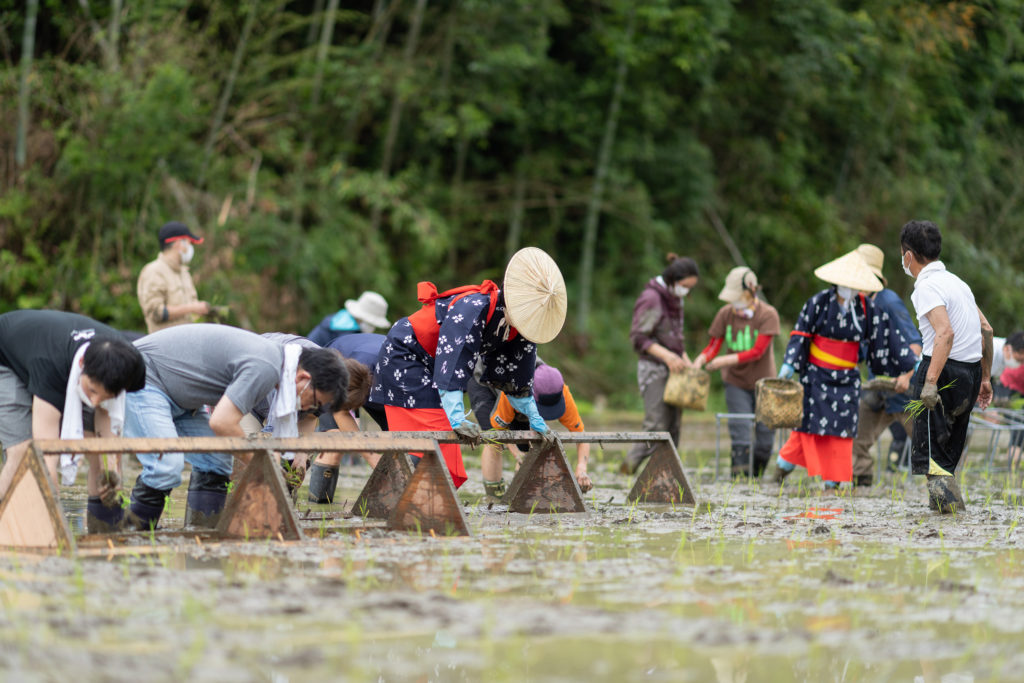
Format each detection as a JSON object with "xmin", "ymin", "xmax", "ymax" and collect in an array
[
  {"xmin": 126, "ymin": 480, "xmax": 171, "ymax": 531},
  {"xmin": 86, "ymin": 497, "xmax": 125, "ymax": 534},
  {"xmin": 184, "ymin": 471, "xmax": 231, "ymax": 528},
  {"xmin": 927, "ymin": 474, "xmax": 966, "ymax": 514},
  {"xmin": 853, "ymin": 474, "xmax": 873, "ymax": 488},
  {"xmin": 730, "ymin": 446, "xmax": 751, "ymax": 479},
  {"xmin": 307, "ymin": 463, "xmax": 340, "ymax": 504},
  {"xmin": 753, "ymin": 449, "xmax": 773, "ymax": 478}
]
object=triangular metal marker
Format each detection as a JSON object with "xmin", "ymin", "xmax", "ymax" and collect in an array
[
  {"xmin": 0, "ymin": 443, "xmax": 74, "ymax": 552},
  {"xmin": 350, "ymin": 451, "xmax": 415, "ymax": 519},
  {"xmin": 387, "ymin": 446, "xmax": 471, "ymax": 537},
  {"xmin": 505, "ymin": 440, "xmax": 587, "ymax": 514},
  {"xmin": 216, "ymin": 450, "xmax": 304, "ymax": 541},
  {"xmin": 627, "ymin": 440, "xmax": 696, "ymax": 505}
]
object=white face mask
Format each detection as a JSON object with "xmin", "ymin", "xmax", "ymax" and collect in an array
[
  {"xmin": 902, "ymin": 252, "xmax": 913, "ymax": 278},
  {"xmin": 836, "ymin": 285, "xmax": 854, "ymax": 303},
  {"xmin": 1007, "ymin": 354, "xmax": 1021, "ymax": 369},
  {"xmin": 77, "ymin": 383, "xmax": 95, "ymax": 409},
  {"xmin": 673, "ymin": 284, "xmax": 690, "ymax": 298},
  {"xmin": 358, "ymin": 320, "xmax": 375, "ymax": 334},
  {"xmin": 181, "ymin": 242, "xmax": 195, "ymax": 264}
]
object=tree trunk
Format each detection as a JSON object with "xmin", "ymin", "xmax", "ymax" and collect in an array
[
  {"xmin": 199, "ymin": 1, "xmax": 259, "ymax": 187},
  {"xmin": 576, "ymin": 5, "xmax": 635, "ymax": 334},
  {"xmin": 305, "ymin": 0, "xmax": 325, "ymax": 45},
  {"xmin": 107, "ymin": 0, "xmax": 123, "ymax": 72},
  {"xmin": 369, "ymin": 0, "xmax": 428, "ymax": 235},
  {"xmin": 338, "ymin": 0, "xmax": 398, "ymax": 167},
  {"xmin": 15, "ymin": 0, "xmax": 39, "ymax": 169}
]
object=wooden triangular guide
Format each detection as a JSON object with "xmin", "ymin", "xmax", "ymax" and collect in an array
[
  {"xmin": 351, "ymin": 451, "xmax": 414, "ymax": 519},
  {"xmin": 505, "ymin": 441, "xmax": 587, "ymax": 514},
  {"xmin": 627, "ymin": 440, "xmax": 696, "ymax": 505},
  {"xmin": 0, "ymin": 443, "xmax": 74, "ymax": 552},
  {"xmin": 217, "ymin": 450, "xmax": 304, "ymax": 541},
  {"xmin": 387, "ymin": 447, "xmax": 471, "ymax": 537}
]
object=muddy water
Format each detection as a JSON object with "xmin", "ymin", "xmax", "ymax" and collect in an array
[{"xmin": 4, "ymin": 442, "xmax": 1024, "ymax": 681}]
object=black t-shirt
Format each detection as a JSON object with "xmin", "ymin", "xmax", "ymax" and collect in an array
[{"xmin": 0, "ymin": 310, "xmax": 121, "ymax": 410}]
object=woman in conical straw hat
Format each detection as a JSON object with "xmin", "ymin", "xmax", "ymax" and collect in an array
[
  {"xmin": 368, "ymin": 247, "xmax": 566, "ymax": 488},
  {"xmin": 772, "ymin": 249, "xmax": 916, "ymax": 492}
]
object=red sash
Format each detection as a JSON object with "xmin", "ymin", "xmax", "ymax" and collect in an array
[
  {"xmin": 407, "ymin": 280, "xmax": 503, "ymax": 356},
  {"xmin": 808, "ymin": 335, "xmax": 859, "ymax": 370}
]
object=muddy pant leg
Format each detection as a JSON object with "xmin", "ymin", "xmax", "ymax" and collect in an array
[
  {"xmin": 178, "ymin": 411, "xmax": 232, "ymax": 527},
  {"xmin": 852, "ymin": 401, "xmax": 895, "ymax": 482},
  {"xmin": 911, "ymin": 357, "xmax": 982, "ymax": 475},
  {"xmin": 124, "ymin": 386, "xmax": 183, "ymax": 528},
  {"xmin": 626, "ymin": 366, "xmax": 679, "ymax": 469}
]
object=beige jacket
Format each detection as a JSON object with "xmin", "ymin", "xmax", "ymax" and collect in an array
[{"xmin": 137, "ymin": 252, "xmax": 199, "ymax": 333}]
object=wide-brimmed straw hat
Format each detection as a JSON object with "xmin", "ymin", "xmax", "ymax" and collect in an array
[
  {"xmin": 856, "ymin": 243, "xmax": 887, "ymax": 286},
  {"xmin": 345, "ymin": 291, "xmax": 390, "ymax": 329},
  {"xmin": 813, "ymin": 249, "xmax": 884, "ymax": 293},
  {"xmin": 503, "ymin": 247, "xmax": 567, "ymax": 344},
  {"xmin": 718, "ymin": 266, "xmax": 759, "ymax": 303}
]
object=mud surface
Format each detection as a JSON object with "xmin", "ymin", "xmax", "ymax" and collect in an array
[{"xmin": 3, "ymin": 433, "xmax": 1024, "ymax": 681}]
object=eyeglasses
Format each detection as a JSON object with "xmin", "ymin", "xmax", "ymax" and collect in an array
[{"xmin": 301, "ymin": 384, "xmax": 324, "ymax": 418}]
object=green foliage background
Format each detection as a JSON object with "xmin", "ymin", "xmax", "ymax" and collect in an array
[{"xmin": 2, "ymin": 0, "xmax": 1023, "ymax": 407}]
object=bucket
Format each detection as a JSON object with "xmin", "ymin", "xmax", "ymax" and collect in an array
[
  {"xmin": 663, "ymin": 368, "xmax": 709, "ymax": 411},
  {"xmin": 755, "ymin": 378, "xmax": 804, "ymax": 428}
]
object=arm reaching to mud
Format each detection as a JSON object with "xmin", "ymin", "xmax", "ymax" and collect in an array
[
  {"xmin": 575, "ymin": 442, "xmax": 592, "ymax": 493},
  {"xmin": 977, "ymin": 306, "xmax": 994, "ymax": 410}
]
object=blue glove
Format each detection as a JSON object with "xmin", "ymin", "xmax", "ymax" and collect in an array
[
  {"xmin": 438, "ymin": 389, "xmax": 468, "ymax": 428},
  {"xmin": 507, "ymin": 394, "xmax": 549, "ymax": 433},
  {"xmin": 778, "ymin": 363, "xmax": 795, "ymax": 380}
]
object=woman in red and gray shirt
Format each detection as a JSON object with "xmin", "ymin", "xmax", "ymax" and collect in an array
[
  {"xmin": 623, "ymin": 253, "xmax": 699, "ymax": 474},
  {"xmin": 693, "ymin": 267, "xmax": 779, "ymax": 478}
]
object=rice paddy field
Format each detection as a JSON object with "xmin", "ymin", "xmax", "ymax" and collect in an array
[{"xmin": 2, "ymin": 413, "xmax": 1023, "ymax": 682}]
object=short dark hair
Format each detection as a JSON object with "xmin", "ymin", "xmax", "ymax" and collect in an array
[
  {"xmin": 341, "ymin": 358, "xmax": 371, "ymax": 412},
  {"xmin": 662, "ymin": 253, "xmax": 699, "ymax": 284},
  {"xmin": 82, "ymin": 337, "xmax": 147, "ymax": 393},
  {"xmin": 1007, "ymin": 331, "xmax": 1024, "ymax": 352},
  {"xmin": 900, "ymin": 220, "xmax": 942, "ymax": 262},
  {"xmin": 299, "ymin": 347, "xmax": 349, "ymax": 412}
]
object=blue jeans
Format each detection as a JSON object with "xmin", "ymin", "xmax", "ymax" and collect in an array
[{"xmin": 125, "ymin": 385, "xmax": 233, "ymax": 490}]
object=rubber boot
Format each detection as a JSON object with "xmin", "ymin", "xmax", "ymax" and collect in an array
[
  {"xmin": 753, "ymin": 448, "xmax": 773, "ymax": 479},
  {"xmin": 86, "ymin": 496, "xmax": 125, "ymax": 534},
  {"xmin": 927, "ymin": 474, "xmax": 966, "ymax": 514},
  {"xmin": 730, "ymin": 446, "xmax": 751, "ymax": 479},
  {"xmin": 483, "ymin": 479, "xmax": 506, "ymax": 503},
  {"xmin": 772, "ymin": 460, "xmax": 795, "ymax": 484},
  {"xmin": 184, "ymin": 471, "xmax": 231, "ymax": 528},
  {"xmin": 307, "ymin": 463, "xmax": 340, "ymax": 504},
  {"xmin": 126, "ymin": 480, "xmax": 171, "ymax": 531}
]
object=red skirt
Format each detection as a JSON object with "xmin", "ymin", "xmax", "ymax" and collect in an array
[
  {"xmin": 778, "ymin": 431, "xmax": 853, "ymax": 482},
  {"xmin": 384, "ymin": 406, "xmax": 467, "ymax": 488}
]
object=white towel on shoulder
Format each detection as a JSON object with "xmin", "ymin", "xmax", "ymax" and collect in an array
[
  {"xmin": 59, "ymin": 343, "xmax": 127, "ymax": 485},
  {"xmin": 267, "ymin": 343, "xmax": 303, "ymax": 460}
]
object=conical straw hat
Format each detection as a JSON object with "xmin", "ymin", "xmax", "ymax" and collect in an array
[
  {"xmin": 856, "ymin": 243, "xmax": 887, "ymax": 286},
  {"xmin": 813, "ymin": 249, "xmax": 883, "ymax": 293},
  {"xmin": 503, "ymin": 247, "xmax": 567, "ymax": 344}
]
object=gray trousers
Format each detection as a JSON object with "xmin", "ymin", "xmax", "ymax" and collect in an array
[
  {"xmin": 724, "ymin": 382, "xmax": 774, "ymax": 464},
  {"xmin": 626, "ymin": 361, "xmax": 681, "ymax": 467}
]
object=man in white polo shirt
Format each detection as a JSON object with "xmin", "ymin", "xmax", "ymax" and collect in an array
[{"xmin": 900, "ymin": 220, "xmax": 993, "ymax": 513}]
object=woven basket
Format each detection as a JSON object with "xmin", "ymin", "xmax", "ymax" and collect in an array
[
  {"xmin": 663, "ymin": 368, "xmax": 710, "ymax": 411},
  {"xmin": 755, "ymin": 378, "xmax": 804, "ymax": 428}
]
